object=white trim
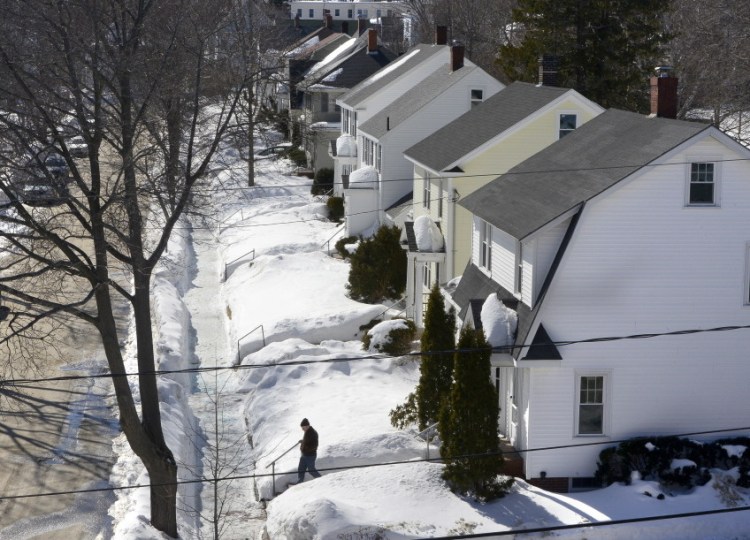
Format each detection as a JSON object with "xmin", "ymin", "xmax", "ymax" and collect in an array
[
  {"xmin": 745, "ymin": 242, "xmax": 750, "ymax": 307},
  {"xmin": 684, "ymin": 156, "xmax": 721, "ymax": 207},
  {"xmin": 574, "ymin": 371, "xmax": 611, "ymax": 437},
  {"xmin": 557, "ymin": 110, "xmax": 578, "ymax": 139}
]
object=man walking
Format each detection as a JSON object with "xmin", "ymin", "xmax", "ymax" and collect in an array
[{"xmin": 297, "ymin": 418, "xmax": 321, "ymax": 483}]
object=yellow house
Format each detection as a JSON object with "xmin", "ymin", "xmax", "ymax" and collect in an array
[{"xmin": 402, "ymin": 81, "xmax": 603, "ymax": 326}]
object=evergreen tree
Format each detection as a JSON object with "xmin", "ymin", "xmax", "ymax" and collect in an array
[
  {"xmin": 415, "ymin": 284, "xmax": 456, "ymax": 429},
  {"xmin": 498, "ymin": 0, "xmax": 671, "ymax": 111},
  {"xmin": 439, "ymin": 327, "xmax": 513, "ymax": 500},
  {"xmin": 347, "ymin": 226, "xmax": 407, "ymax": 303}
]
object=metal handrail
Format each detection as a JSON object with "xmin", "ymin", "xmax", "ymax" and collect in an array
[
  {"xmin": 417, "ymin": 422, "xmax": 440, "ymax": 461},
  {"xmin": 320, "ymin": 223, "xmax": 345, "ymax": 255},
  {"xmin": 223, "ymin": 248, "xmax": 255, "ymax": 281},
  {"xmin": 236, "ymin": 324, "xmax": 265, "ymax": 364},
  {"xmin": 266, "ymin": 441, "xmax": 299, "ymax": 496}
]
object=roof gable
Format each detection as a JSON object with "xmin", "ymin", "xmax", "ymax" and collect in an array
[
  {"xmin": 460, "ymin": 109, "xmax": 711, "ymax": 240},
  {"xmin": 357, "ymin": 65, "xmax": 482, "ymax": 139},
  {"xmin": 403, "ymin": 82, "xmax": 586, "ymax": 171}
]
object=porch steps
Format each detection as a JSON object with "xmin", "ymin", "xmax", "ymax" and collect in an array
[{"xmin": 500, "ymin": 438, "xmax": 525, "ymax": 479}]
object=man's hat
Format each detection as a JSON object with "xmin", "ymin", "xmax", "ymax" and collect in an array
[{"xmin": 300, "ymin": 418, "xmax": 310, "ymax": 427}]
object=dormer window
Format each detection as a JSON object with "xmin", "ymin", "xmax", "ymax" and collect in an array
[
  {"xmin": 480, "ymin": 220, "xmax": 492, "ymax": 271},
  {"xmin": 559, "ymin": 113, "xmax": 577, "ymax": 138}
]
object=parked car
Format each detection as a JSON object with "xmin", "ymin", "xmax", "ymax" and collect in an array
[
  {"xmin": 67, "ymin": 135, "xmax": 88, "ymax": 158},
  {"xmin": 253, "ymin": 143, "xmax": 292, "ymax": 161},
  {"xmin": 18, "ymin": 182, "xmax": 69, "ymax": 207}
]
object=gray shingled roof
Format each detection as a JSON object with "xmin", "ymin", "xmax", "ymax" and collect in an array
[
  {"xmin": 404, "ymin": 82, "xmax": 572, "ymax": 171},
  {"xmin": 337, "ymin": 43, "xmax": 448, "ymax": 107},
  {"xmin": 357, "ymin": 65, "xmax": 479, "ymax": 139},
  {"xmin": 460, "ymin": 109, "xmax": 710, "ymax": 240}
]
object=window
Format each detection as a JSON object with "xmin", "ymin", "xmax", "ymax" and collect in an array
[
  {"xmin": 745, "ymin": 243, "xmax": 750, "ymax": 305},
  {"xmin": 376, "ymin": 9, "xmax": 382, "ymax": 17},
  {"xmin": 296, "ymin": 8, "xmax": 302, "ymax": 17},
  {"xmin": 375, "ymin": 144, "xmax": 381, "ymax": 172},
  {"xmin": 347, "ymin": 9, "xmax": 353, "ymax": 18},
  {"xmin": 423, "ymin": 173, "xmax": 431, "ymax": 209},
  {"xmin": 689, "ymin": 162, "xmax": 716, "ymax": 205},
  {"xmin": 480, "ymin": 220, "xmax": 492, "ymax": 271},
  {"xmin": 320, "ymin": 94, "xmax": 328, "ymax": 113},
  {"xmin": 515, "ymin": 242, "xmax": 523, "ymax": 295},
  {"xmin": 470, "ymin": 89, "xmax": 483, "ymax": 108},
  {"xmin": 423, "ymin": 262, "xmax": 431, "ymax": 288},
  {"xmin": 309, "ymin": 9, "xmax": 314, "ymax": 18},
  {"xmin": 577, "ymin": 376, "xmax": 605, "ymax": 435},
  {"xmin": 334, "ymin": 9, "xmax": 340, "ymax": 17},
  {"xmin": 559, "ymin": 114, "xmax": 577, "ymax": 138}
]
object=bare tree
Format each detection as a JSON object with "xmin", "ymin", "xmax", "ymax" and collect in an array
[
  {"xmin": 669, "ymin": 0, "xmax": 750, "ymax": 134},
  {"xmin": 0, "ymin": 0, "xmax": 246, "ymax": 536}
]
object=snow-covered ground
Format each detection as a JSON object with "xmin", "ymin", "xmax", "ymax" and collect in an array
[{"xmin": 106, "ymin": 131, "xmax": 750, "ymax": 539}]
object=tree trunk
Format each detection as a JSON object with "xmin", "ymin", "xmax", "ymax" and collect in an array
[{"xmin": 247, "ymin": 88, "xmax": 255, "ymax": 187}]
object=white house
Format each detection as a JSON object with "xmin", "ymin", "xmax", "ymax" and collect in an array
[
  {"xmin": 401, "ymin": 81, "xmax": 604, "ymax": 326},
  {"xmin": 290, "ymin": 1, "xmax": 405, "ymax": 23},
  {"xmin": 332, "ymin": 28, "xmax": 458, "ymax": 201},
  {"xmin": 454, "ymin": 99, "xmax": 750, "ymax": 492}
]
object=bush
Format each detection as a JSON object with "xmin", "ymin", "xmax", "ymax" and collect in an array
[
  {"xmin": 335, "ymin": 235, "xmax": 357, "ymax": 258},
  {"xmin": 286, "ymin": 147, "xmax": 307, "ymax": 167},
  {"xmin": 595, "ymin": 435, "xmax": 750, "ymax": 490},
  {"xmin": 390, "ymin": 391, "xmax": 418, "ymax": 430},
  {"xmin": 311, "ymin": 167, "xmax": 334, "ymax": 195},
  {"xmin": 347, "ymin": 225, "xmax": 406, "ymax": 303},
  {"xmin": 327, "ymin": 196, "xmax": 344, "ymax": 222},
  {"xmin": 362, "ymin": 318, "xmax": 416, "ymax": 356}
]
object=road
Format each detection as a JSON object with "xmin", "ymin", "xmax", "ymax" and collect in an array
[{"xmin": 0, "ymin": 155, "xmax": 128, "ymax": 539}]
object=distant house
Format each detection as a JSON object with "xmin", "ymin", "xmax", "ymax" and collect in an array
[
  {"xmin": 297, "ymin": 28, "xmax": 397, "ymax": 173},
  {"xmin": 339, "ymin": 38, "xmax": 503, "ymax": 237},
  {"xmin": 401, "ymin": 81, "xmax": 603, "ymax": 326},
  {"xmin": 453, "ymin": 73, "xmax": 750, "ymax": 492},
  {"xmin": 332, "ymin": 27, "xmax": 457, "ymax": 212},
  {"xmin": 290, "ymin": 1, "xmax": 405, "ymax": 23}
]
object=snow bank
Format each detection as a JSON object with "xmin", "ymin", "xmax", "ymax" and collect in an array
[
  {"xmin": 336, "ymin": 134, "xmax": 357, "ymax": 157},
  {"xmin": 347, "ymin": 166, "xmax": 378, "ymax": 189},
  {"xmin": 480, "ymin": 294, "xmax": 517, "ymax": 347},
  {"xmin": 413, "ymin": 214, "xmax": 444, "ymax": 252}
]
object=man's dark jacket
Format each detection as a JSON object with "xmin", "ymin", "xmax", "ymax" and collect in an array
[{"xmin": 300, "ymin": 426, "xmax": 318, "ymax": 456}]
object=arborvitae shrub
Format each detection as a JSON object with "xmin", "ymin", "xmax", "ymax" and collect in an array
[
  {"xmin": 415, "ymin": 284, "xmax": 455, "ymax": 430},
  {"xmin": 347, "ymin": 225, "xmax": 406, "ymax": 303},
  {"xmin": 327, "ymin": 197, "xmax": 344, "ymax": 222},
  {"xmin": 439, "ymin": 327, "xmax": 513, "ymax": 500},
  {"xmin": 311, "ymin": 167, "xmax": 334, "ymax": 195},
  {"xmin": 286, "ymin": 147, "xmax": 307, "ymax": 167}
]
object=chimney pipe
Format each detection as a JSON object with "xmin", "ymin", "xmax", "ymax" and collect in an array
[
  {"xmin": 358, "ymin": 17, "xmax": 367, "ymax": 36},
  {"xmin": 324, "ymin": 14, "xmax": 333, "ymax": 29},
  {"xmin": 451, "ymin": 41, "xmax": 465, "ymax": 72},
  {"xmin": 538, "ymin": 54, "xmax": 560, "ymax": 87},
  {"xmin": 650, "ymin": 66, "xmax": 678, "ymax": 119},
  {"xmin": 367, "ymin": 28, "xmax": 378, "ymax": 54},
  {"xmin": 435, "ymin": 25, "xmax": 448, "ymax": 45}
]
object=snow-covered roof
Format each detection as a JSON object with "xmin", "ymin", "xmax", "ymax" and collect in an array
[
  {"xmin": 480, "ymin": 294, "xmax": 517, "ymax": 348},
  {"xmin": 413, "ymin": 215, "xmax": 444, "ymax": 252}
]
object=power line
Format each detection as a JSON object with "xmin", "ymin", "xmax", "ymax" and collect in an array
[
  {"xmin": 2, "ymin": 323, "xmax": 750, "ymax": 387},
  {"xmin": 1, "ymin": 425, "xmax": 748, "ymax": 503}
]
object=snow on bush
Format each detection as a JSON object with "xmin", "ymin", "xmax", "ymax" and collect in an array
[{"xmin": 413, "ymin": 214, "xmax": 444, "ymax": 252}]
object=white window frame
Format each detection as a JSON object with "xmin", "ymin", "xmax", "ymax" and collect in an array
[
  {"xmin": 745, "ymin": 243, "xmax": 750, "ymax": 306},
  {"xmin": 309, "ymin": 8, "xmax": 314, "ymax": 18},
  {"xmin": 480, "ymin": 220, "xmax": 492, "ymax": 271},
  {"xmin": 514, "ymin": 241, "xmax": 523, "ymax": 295},
  {"xmin": 423, "ymin": 262, "xmax": 431, "ymax": 288},
  {"xmin": 559, "ymin": 112, "xmax": 577, "ymax": 139},
  {"xmin": 575, "ymin": 373, "xmax": 609, "ymax": 436},
  {"xmin": 686, "ymin": 159, "xmax": 720, "ymax": 207},
  {"xmin": 437, "ymin": 180, "xmax": 443, "ymax": 219},
  {"xmin": 334, "ymin": 8, "xmax": 340, "ymax": 17},
  {"xmin": 347, "ymin": 8, "xmax": 353, "ymax": 18}
]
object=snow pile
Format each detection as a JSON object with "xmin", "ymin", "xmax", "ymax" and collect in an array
[
  {"xmin": 413, "ymin": 214, "xmax": 444, "ymax": 252},
  {"xmin": 347, "ymin": 165, "xmax": 378, "ymax": 189},
  {"xmin": 480, "ymin": 294, "xmax": 517, "ymax": 347},
  {"xmin": 365, "ymin": 319, "xmax": 410, "ymax": 352},
  {"xmin": 321, "ymin": 67, "xmax": 344, "ymax": 83},
  {"xmin": 287, "ymin": 36, "xmax": 320, "ymax": 58},
  {"xmin": 336, "ymin": 134, "xmax": 357, "ymax": 157}
]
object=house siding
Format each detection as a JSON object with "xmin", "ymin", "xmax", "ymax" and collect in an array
[
  {"xmin": 531, "ymin": 219, "xmax": 569, "ymax": 304},
  {"xmin": 526, "ymin": 134, "xmax": 750, "ymax": 480}
]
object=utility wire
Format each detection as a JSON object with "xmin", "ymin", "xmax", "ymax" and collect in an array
[
  {"xmin": 2, "ymin": 323, "xmax": 750, "ymax": 387},
  {"xmin": 1, "ymin": 425, "xmax": 748, "ymax": 503}
]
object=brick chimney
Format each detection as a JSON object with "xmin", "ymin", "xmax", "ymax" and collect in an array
[
  {"xmin": 538, "ymin": 54, "xmax": 560, "ymax": 86},
  {"xmin": 435, "ymin": 25, "xmax": 448, "ymax": 45},
  {"xmin": 358, "ymin": 17, "xmax": 367, "ymax": 36},
  {"xmin": 367, "ymin": 28, "xmax": 378, "ymax": 54},
  {"xmin": 650, "ymin": 66, "xmax": 678, "ymax": 119},
  {"xmin": 451, "ymin": 41, "xmax": 465, "ymax": 72},
  {"xmin": 324, "ymin": 13, "xmax": 333, "ymax": 29}
]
